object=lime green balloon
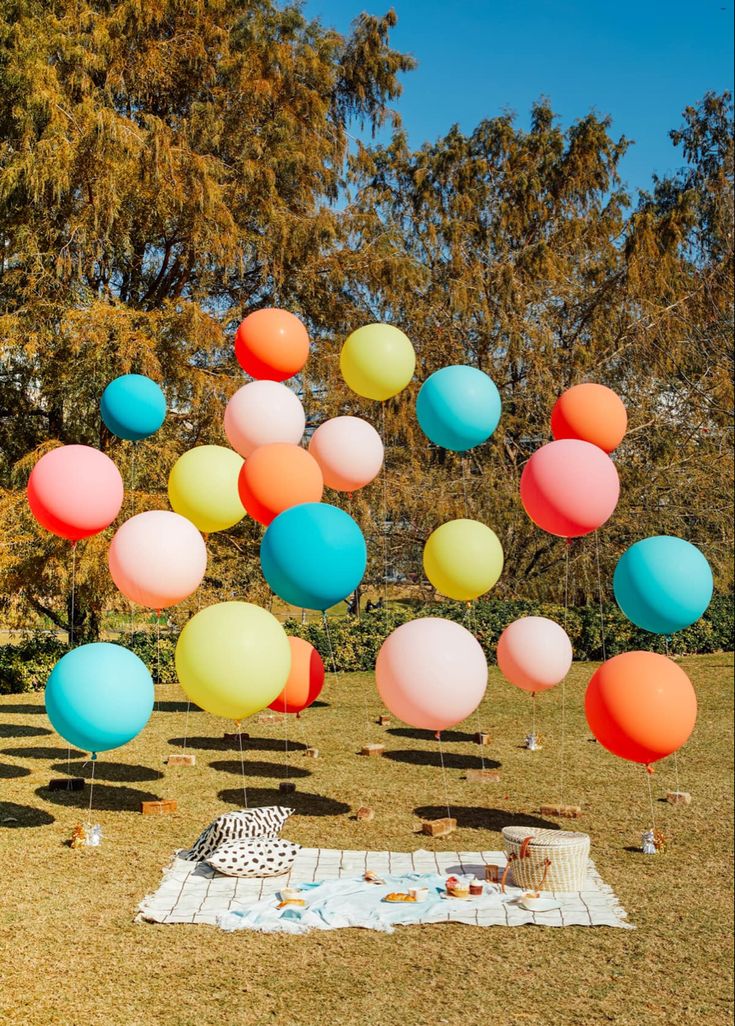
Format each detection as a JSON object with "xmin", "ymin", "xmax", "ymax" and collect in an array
[
  {"xmin": 423, "ymin": 519, "xmax": 504, "ymax": 601},
  {"xmin": 168, "ymin": 445, "xmax": 245, "ymax": 533},
  {"xmin": 175, "ymin": 602, "xmax": 291, "ymax": 720},
  {"xmin": 340, "ymin": 323, "xmax": 416, "ymax": 401}
]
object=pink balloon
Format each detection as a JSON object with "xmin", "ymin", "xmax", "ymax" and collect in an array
[
  {"xmin": 224, "ymin": 381, "xmax": 305, "ymax": 458},
  {"xmin": 27, "ymin": 445, "xmax": 124, "ymax": 542},
  {"xmin": 520, "ymin": 439, "xmax": 619, "ymax": 538},
  {"xmin": 308, "ymin": 416, "xmax": 384, "ymax": 492},
  {"xmin": 108, "ymin": 511, "xmax": 207, "ymax": 610},
  {"xmin": 376, "ymin": 618, "xmax": 487, "ymax": 731},
  {"xmin": 497, "ymin": 616, "xmax": 572, "ymax": 693}
]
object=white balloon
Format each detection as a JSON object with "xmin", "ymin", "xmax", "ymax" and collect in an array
[{"xmin": 224, "ymin": 381, "xmax": 305, "ymax": 458}]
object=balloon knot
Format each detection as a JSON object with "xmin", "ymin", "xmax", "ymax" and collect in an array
[
  {"xmin": 646, "ymin": 764, "xmax": 654, "ymax": 775},
  {"xmin": 434, "ymin": 731, "xmax": 441, "ymax": 742},
  {"xmin": 91, "ymin": 752, "xmax": 98, "ymax": 762}
]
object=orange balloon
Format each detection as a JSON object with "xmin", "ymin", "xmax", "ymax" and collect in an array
[
  {"xmin": 234, "ymin": 309, "xmax": 309, "ymax": 382},
  {"xmin": 269, "ymin": 636, "xmax": 325, "ymax": 714},
  {"xmin": 585, "ymin": 652, "xmax": 697, "ymax": 764},
  {"xmin": 551, "ymin": 383, "xmax": 627, "ymax": 453},
  {"xmin": 238, "ymin": 443, "xmax": 323, "ymax": 526}
]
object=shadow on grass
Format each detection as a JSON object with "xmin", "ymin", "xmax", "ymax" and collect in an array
[
  {"xmin": 0, "ymin": 763, "xmax": 31, "ymax": 778},
  {"xmin": 385, "ymin": 749, "xmax": 500, "ymax": 771},
  {"xmin": 37, "ymin": 784, "xmax": 163, "ymax": 811},
  {"xmin": 168, "ymin": 736, "xmax": 307, "ymax": 753},
  {"xmin": 154, "ymin": 702, "xmax": 204, "ymax": 713},
  {"xmin": 0, "ymin": 703, "xmax": 45, "ymax": 715},
  {"xmin": 413, "ymin": 805, "xmax": 560, "ymax": 831},
  {"xmin": 308, "ymin": 700, "xmax": 330, "ymax": 708},
  {"xmin": 50, "ymin": 761, "xmax": 165, "ymax": 783},
  {"xmin": 217, "ymin": 787, "xmax": 349, "ymax": 817},
  {"xmin": 1, "ymin": 802, "xmax": 55, "ymax": 828},
  {"xmin": 386, "ymin": 727, "xmax": 477, "ymax": 743},
  {"xmin": 0, "ymin": 746, "xmax": 85, "ymax": 760},
  {"xmin": 0, "ymin": 724, "xmax": 52, "ymax": 739},
  {"xmin": 209, "ymin": 760, "xmax": 311, "ymax": 779}
]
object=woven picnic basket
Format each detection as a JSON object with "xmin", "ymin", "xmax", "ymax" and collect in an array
[{"xmin": 502, "ymin": 826, "xmax": 590, "ymax": 892}]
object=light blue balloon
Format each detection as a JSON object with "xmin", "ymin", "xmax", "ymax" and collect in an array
[
  {"xmin": 100, "ymin": 374, "xmax": 166, "ymax": 441},
  {"xmin": 613, "ymin": 536, "xmax": 713, "ymax": 635},
  {"xmin": 416, "ymin": 365, "xmax": 501, "ymax": 451},
  {"xmin": 260, "ymin": 502, "xmax": 367, "ymax": 611},
  {"xmin": 45, "ymin": 643, "xmax": 154, "ymax": 754}
]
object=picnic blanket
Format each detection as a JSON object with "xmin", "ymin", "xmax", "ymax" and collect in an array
[{"xmin": 137, "ymin": 847, "xmax": 632, "ymax": 932}]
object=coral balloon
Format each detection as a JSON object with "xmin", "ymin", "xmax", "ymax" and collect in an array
[
  {"xmin": 269, "ymin": 637, "xmax": 325, "ymax": 714},
  {"xmin": 308, "ymin": 416, "xmax": 384, "ymax": 492},
  {"xmin": 175, "ymin": 602, "xmax": 292, "ymax": 720},
  {"xmin": 416, "ymin": 366, "xmax": 502, "ymax": 451},
  {"xmin": 376, "ymin": 618, "xmax": 488, "ymax": 731},
  {"xmin": 27, "ymin": 445, "xmax": 124, "ymax": 542},
  {"xmin": 551, "ymin": 383, "xmax": 627, "ymax": 453},
  {"xmin": 224, "ymin": 380, "xmax": 306, "ymax": 458},
  {"xmin": 234, "ymin": 308, "xmax": 309, "ymax": 382},
  {"xmin": 238, "ymin": 444, "xmax": 324, "ymax": 526},
  {"xmin": 108, "ymin": 511, "xmax": 207, "ymax": 610},
  {"xmin": 423, "ymin": 519, "xmax": 503, "ymax": 601},
  {"xmin": 585, "ymin": 651, "xmax": 697, "ymax": 764},
  {"xmin": 45, "ymin": 643, "xmax": 154, "ymax": 754},
  {"xmin": 340, "ymin": 323, "xmax": 415, "ymax": 401},
  {"xmin": 613, "ymin": 536, "xmax": 713, "ymax": 635},
  {"xmin": 497, "ymin": 617, "xmax": 573, "ymax": 693},
  {"xmin": 520, "ymin": 439, "xmax": 619, "ymax": 538},
  {"xmin": 168, "ymin": 445, "xmax": 245, "ymax": 533},
  {"xmin": 100, "ymin": 374, "xmax": 166, "ymax": 441}
]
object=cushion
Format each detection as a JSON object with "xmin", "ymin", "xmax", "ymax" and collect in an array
[
  {"xmin": 205, "ymin": 837, "xmax": 301, "ymax": 878},
  {"xmin": 179, "ymin": 806, "xmax": 294, "ymax": 862}
]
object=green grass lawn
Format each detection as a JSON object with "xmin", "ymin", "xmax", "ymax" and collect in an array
[{"xmin": 1, "ymin": 654, "xmax": 732, "ymax": 1026}]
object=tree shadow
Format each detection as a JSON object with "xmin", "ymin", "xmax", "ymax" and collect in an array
[
  {"xmin": 209, "ymin": 759, "xmax": 311, "ymax": 780},
  {"xmin": 217, "ymin": 787, "xmax": 350, "ymax": 817},
  {"xmin": 50, "ymin": 761, "xmax": 165, "ymax": 783},
  {"xmin": 0, "ymin": 703, "xmax": 45, "ymax": 715},
  {"xmin": 386, "ymin": 727, "xmax": 477, "ymax": 743},
  {"xmin": 1, "ymin": 802, "xmax": 55, "ymax": 828},
  {"xmin": 0, "ymin": 763, "xmax": 31, "ymax": 779},
  {"xmin": 37, "ymin": 784, "xmax": 163, "ymax": 812},
  {"xmin": 0, "ymin": 746, "xmax": 85, "ymax": 760},
  {"xmin": 154, "ymin": 702, "xmax": 204, "ymax": 713},
  {"xmin": 0, "ymin": 724, "xmax": 52, "ymax": 738},
  {"xmin": 413, "ymin": 806, "xmax": 560, "ymax": 831},
  {"xmin": 167, "ymin": 736, "xmax": 307, "ymax": 753},
  {"xmin": 384, "ymin": 749, "xmax": 500, "ymax": 771}
]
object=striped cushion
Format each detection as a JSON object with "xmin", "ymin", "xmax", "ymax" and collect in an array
[{"xmin": 180, "ymin": 806, "xmax": 295, "ymax": 862}]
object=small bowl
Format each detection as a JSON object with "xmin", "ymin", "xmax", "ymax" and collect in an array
[{"xmin": 280, "ymin": 887, "xmax": 301, "ymax": 901}]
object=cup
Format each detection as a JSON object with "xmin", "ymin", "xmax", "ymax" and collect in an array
[
  {"xmin": 408, "ymin": 886, "xmax": 428, "ymax": 902},
  {"xmin": 281, "ymin": 886, "xmax": 300, "ymax": 901},
  {"xmin": 469, "ymin": 878, "xmax": 484, "ymax": 896}
]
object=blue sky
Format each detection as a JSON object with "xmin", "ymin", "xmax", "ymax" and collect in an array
[{"xmin": 304, "ymin": 0, "xmax": 734, "ymax": 195}]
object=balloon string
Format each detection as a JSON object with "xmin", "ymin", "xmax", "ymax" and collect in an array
[
  {"xmin": 236, "ymin": 723, "xmax": 248, "ymax": 809},
  {"xmin": 380, "ymin": 404, "xmax": 388, "ymax": 610},
  {"xmin": 560, "ymin": 540, "xmax": 571, "ymax": 807},
  {"xmin": 461, "ymin": 455, "xmax": 470, "ymax": 517},
  {"xmin": 87, "ymin": 756, "xmax": 96, "ymax": 821},
  {"xmin": 69, "ymin": 542, "xmax": 76, "ymax": 649},
  {"xmin": 594, "ymin": 532, "xmax": 607, "ymax": 662},
  {"xmin": 283, "ymin": 705, "xmax": 290, "ymax": 783},
  {"xmin": 182, "ymin": 700, "xmax": 191, "ymax": 753},
  {"xmin": 465, "ymin": 601, "xmax": 486, "ymax": 771},
  {"xmin": 645, "ymin": 766, "xmax": 656, "ymax": 831},
  {"xmin": 531, "ymin": 692, "xmax": 536, "ymax": 738},
  {"xmin": 437, "ymin": 736, "xmax": 452, "ymax": 824},
  {"xmin": 663, "ymin": 636, "xmax": 682, "ymax": 795},
  {"xmin": 130, "ymin": 441, "xmax": 137, "ymax": 517}
]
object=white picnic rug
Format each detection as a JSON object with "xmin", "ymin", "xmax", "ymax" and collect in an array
[{"xmin": 137, "ymin": 847, "xmax": 632, "ymax": 932}]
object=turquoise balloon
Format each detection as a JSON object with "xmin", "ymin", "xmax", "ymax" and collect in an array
[
  {"xmin": 45, "ymin": 643, "xmax": 154, "ymax": 753},
  {"xmin": 260, "ymin": 502, "xmax": 367, "ymax": 611},
  {"xmin": 416, "ymin": 365, "xmax": 501, "ymax": 451},
  {"xmin": 613, "ymin": 536, "xmax": 713, "ymax": 635},
  {"xmin": 100, "ymin": 374, "xmax": 166, "ymax": 441}
]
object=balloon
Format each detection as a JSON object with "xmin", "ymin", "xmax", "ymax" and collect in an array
[
  {"xmin": 234, "ymin": 308, "xmax": 309, "ymax": 382},
  {"xmin": 340, "ymin": 323, "xmax": 415, "ymax": 401},
  {"xmin": 269, "ymin": 637, "xmax": 325, "ymax": 714},
  {"xmin": 551, "ymin": 383, "xmax": 627, "ymax": 453},
  {"xmin": 27, "ymin": 445, "xmax": 124, "ymax": 542},
  {"xmin": 520, "ymin": 439, "xmax": 620, "ymax": 538},
  {"xmin": 108, "ymin": 511, "xmax": 207, "ymax": 610},
  {"xmin": 416, "ymin": 366, "xmax": 502, "ymax": 451},
  {"xmin": 585, "ymin": 651, "xmax": 697, "ymax": 764},
  {"xmin": 423, "ymin": 519, "xmax": 503, "ymax": 600},
  {"xmin": 496, "ymin": 617, "xmax": 573, "ymax": 693},
  {"xmin": 613, "ymin": 536, "xmax": 713, "ymax": 634},
  {"xmin": 45, "ymin": 643, "xmax": 154, "ymax": 754},
  {"xmin": 168, "ymin": 445, "xmax": 245, "ymax": 533},
  {"xmin": 308, "ymin": 416, "xmax": 384, "ymax": 492},
  {"xmin": 238, "ymin": 443, "xmax": 324, "ymax": 526},
  {"xmin": 100, "ymin": 374, "xmax": 166, "ymax": 441},
  {"xmin": 376, "ymin": 618, "xmax": 487, "ymax": 731},
  {"xmin": 175, "ymin": 602, "xmax": 291, "ymax": 720},
  {"xmin": 260, "ymin": 502, "xmax": 367, "ymax": 611},
  {"xmin": 224, "ymin": 380, "xmax": 306, "ymax": 458}
]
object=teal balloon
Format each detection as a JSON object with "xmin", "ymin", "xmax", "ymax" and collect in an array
[
  {"xmin": 416, "ymin": 365, "xmax": 501, "ymax": 451},
  {"xmin": 45, "ymin": 643, "xmax": 154, "ymax": 753},
  {"xmin": 260, "ymin": 502, "xmax": 367, "ymax": 611},
  {"xmin": 613, "ymin": 536, "xmax": 713, "ymax": 635},
  {"xmin": 100, "ymin": 374, "xmax": 166, "ymax": 441}
]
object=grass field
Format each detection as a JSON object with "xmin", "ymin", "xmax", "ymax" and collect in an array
[{"xmin": 1, "ymin": 654, "xmax": 733, "ymax": 1026}]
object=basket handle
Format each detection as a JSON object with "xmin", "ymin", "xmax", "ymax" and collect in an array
[{"xmin": 500, "ymin": 837, "xmax": 553, "ymax": 894}]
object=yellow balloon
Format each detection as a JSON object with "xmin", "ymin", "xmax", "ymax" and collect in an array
[
  {"xmin": 340, "ymin": 323, "xmax": 416, "ymax": 401},
  {"xmin": 175, "ymin": 602, "xmax": 291, "ymax": 720},
  {"xmin": 168, "ymin": 445, "xmax": 245, "ymax": 533},
  {"xmin": 423, "ymin": 519, "xmax": 504, "ymax": 601}
]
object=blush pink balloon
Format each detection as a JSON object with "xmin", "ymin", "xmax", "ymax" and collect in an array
[
  {"xmin": 27, "ymin": 445, "xmax": 124, "ymax": 542},
  {"xmin": 224, "ymin": 381, "xmax": 305, "ymax": 458},
  {"xmin": 520, "ymin": 439, "xmax": 620, "ymax": 538},
  {"xmin": 376, "ymin": 618, "xmax": 488, "ymax": 731},
  {"xmin": 308, "ymin": 416, "xmax": 384, "ymax": 492},
  {"xmin": 108, "ymin": 510, "xmax": 207, "ymax": 610},
  {"xmin": 497, "ymin": 616, "xmax": 573, "ymax": 693}
]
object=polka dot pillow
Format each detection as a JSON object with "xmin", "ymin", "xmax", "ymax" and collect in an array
[
  {"xmin": 180, "ymin": 806, "xmax": 295, "ymax": 862},
  {"xmin": 205, "ymin": 837, "xmax": 301, "ymax": 878}
]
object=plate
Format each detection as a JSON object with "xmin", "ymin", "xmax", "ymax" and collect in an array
[
  {"xmin": 518, "ymin": 897, "xmax": 562, "ymax": 913},
  {"xmin": 383, "ymin": 894, "xmax": 418, "ymax": 904},
  {"xmin": 440, "ymin": 892, "xmax": 472, "ymax": 901}
]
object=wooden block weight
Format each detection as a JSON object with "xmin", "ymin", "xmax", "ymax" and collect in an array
[
  {"xmin": 360, "ymin": 744, "xmax": 385, "ymax": 758},
  {"xmin": 421, "ymin": 817, "xmax": 456, "ymax": 838},
  {"xmin": 223, "ymin": 732, "xmax": 250, "ymax": 743},
  {"xmin": 465, "ymin": 769, "xmax": 501, "ymax": 783},
  {"xmin": 356, "ymin": 806, "xmax": 375, "ymax": 821},
  {"xmin": 48, "ymin": 777, "xmax": 85, "ymax": 792},
  {"xmin": 377, "ymin": 716, "xmax": 391, "ymax": 726},
  {"xmin": 167, "ymin": 753, "xmax": 196, "ymax": 767},
  {"xmin": 141, "ymin": 799, "xmax": 177, "ymax": 815},
  {"xmin": 303, "ymin": 747, "xmax": 319, "ymax": 759},
  {"xmin": 279, "ymin": 781, "xmax": 296, "ymax": 795},
  {"xmin": 666, "ymin": 791, "xmax": 692, "ymax": 805},
  {"xmin": 474, "ymin": 732, "xmax": 492, "ymax": 746},
  {"xmin": 540, "ymin": 804, "xmax": 583, "ymax": 819}
]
